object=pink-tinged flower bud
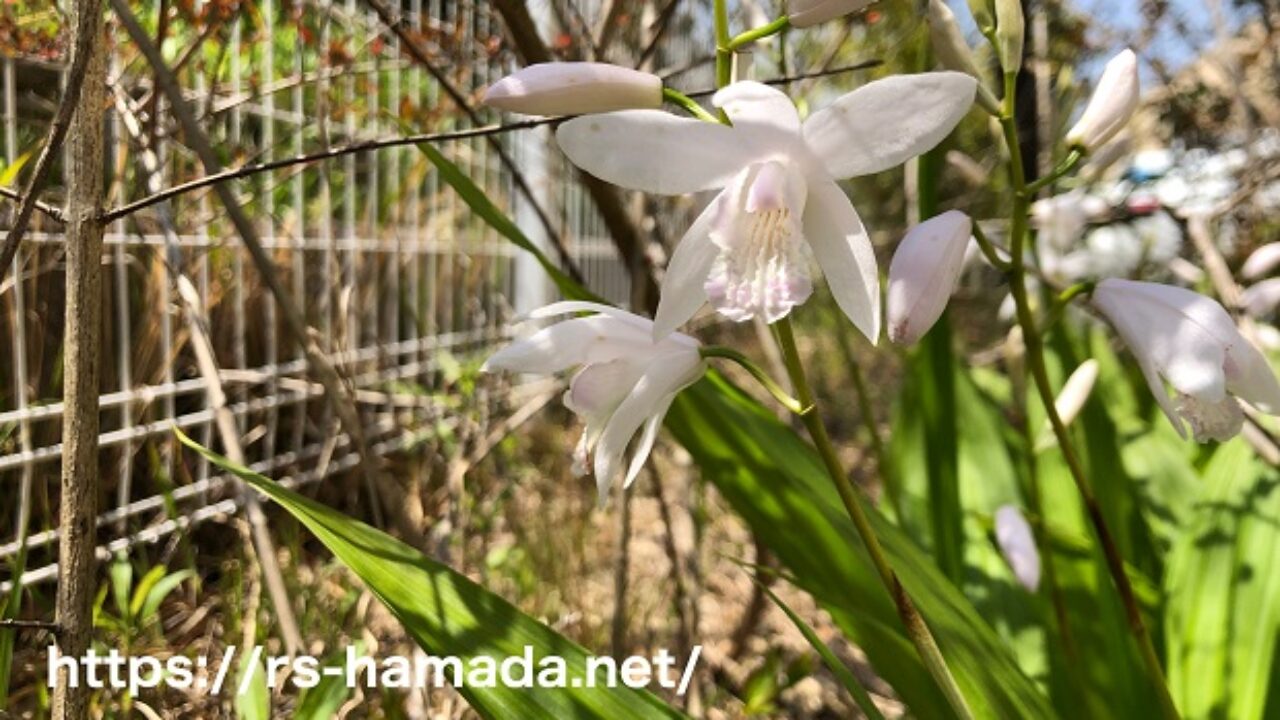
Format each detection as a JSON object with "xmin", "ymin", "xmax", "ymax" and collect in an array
[
  {"xmin": 483, "ymin": 62, "xmax": 663, "ymax": 117},
  {"xmin": 788, "ymin": 0, "xmax": 874, "ymax": 28},
  {"xmin": 995, "ymin": 505, "xmax": 1041, "ymax": 592},
  {"xmin": 1066, "ymin": 50, "xmax": 1139, "ymax": 152},
  {"xmin": 1242, "ymin": 242, "xmax": 1280, "ymax": 280},
  {"xmin": 887, "ymin": 210, "xmax": 972, "ymax": 345}
]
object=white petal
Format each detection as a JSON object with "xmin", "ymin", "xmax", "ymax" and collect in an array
[
  {"xmin": 654, "ymin": 195, "xmax": 724, "ymax": 340},
  {"xmin": 593, "ymin": 354, "xmax": 704, "ymax": 504},
  {"xmin": 995, "ymin": 505, "xmax": 1041, "ymax": 592},
  {"xmin": 886, "ymin": 210, "xmax": 971, "ymax": 344},
  {"xmin": 1224, "ymin": 333, "xmax": 1280, "ymax": 414},
  {"xmin": 556, "ymin": 111, "xmax": 756, "ymax": 195},
  {"xmin": 564, "ymin": 360, "xmax": 642, "ymax": 421},
  {"xmin": 623, "ymin": 394, "xmax": 677, "ymax": 489},
  {"xmin": 529, "ymin": 301, "xmax": 653, "ymax": 330},
  {"xmin": 482, "ymin": 316, "xmax": 647, "ymax": 374},
  {"xmin": 803, "ymin": 180, "xmax": 881, "ymax": 343},
  {"xmin": 1242, "ymin": 242, "xmax": 1280, "ymax": 280},
  {"xmin": 712, "ymin": 81, "xmax": 803, "ymax": 149},
  {"xmin": 802, "ymin": 72, "xmax": 977, "ymax": 179},
  {"xmin": 483, "ymin": 62, "xmax": 663, "ymax": 116}
]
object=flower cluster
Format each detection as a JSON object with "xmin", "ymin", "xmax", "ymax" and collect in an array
[{"xmin": 478, "ymin": 11, "xmax": 1280, "ymax": 506}]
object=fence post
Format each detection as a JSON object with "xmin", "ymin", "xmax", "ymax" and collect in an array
[{"xmin": 51, "ymin": 0, "xmax": 108, "ymax": 717}]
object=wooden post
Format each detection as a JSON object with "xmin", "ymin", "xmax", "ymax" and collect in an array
[{"xmin": 52, "ymin": 0, "xmax": 108, "ymax": 717}]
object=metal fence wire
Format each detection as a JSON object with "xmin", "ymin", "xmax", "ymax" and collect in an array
[{"xmin": 0, "ymin": 0, "xmax": 708, "ymax": 592}]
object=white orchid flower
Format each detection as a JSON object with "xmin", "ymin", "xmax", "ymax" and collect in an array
[
  {"xmin": 1092, "ymin": 279, "xmax": 1280, "ymax": 442},
  {"xmin": 556, "ymin": 75, "xmax": 978, "ymax": 341},
  {"xmin": 482, "ymin": 302, "xmax": 706, "ymax": 503},
  {"xmin": 995, "ymin": 505, "xmax": 1041, "ymax": 592},
  {"xmin": 483, "ymin": 63, "xmax": 663, "ymax": 117}
]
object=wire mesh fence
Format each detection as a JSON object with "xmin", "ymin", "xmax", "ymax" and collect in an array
[{"xmin": 0, "ymin": 0, "xmax": 711, "ymax": 593}]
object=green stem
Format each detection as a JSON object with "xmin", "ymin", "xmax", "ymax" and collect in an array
[
  {"xmin": 1001, "ymin": 76, "xmax": 1181, "ymax": 720},
  {"xmin": 714, "ymin": 0, "xmax": 733, "ymax": 111},
  {"xmin": 727, "ymin": 16, "xmax": 791, "ymax": 51},
  {"xmin": 1024, "ymin": 148, "xmax": 1084, "ymax": 196},
  {"xmin": 662, "ymin": 87, "xmax": 719, "ymax": 123},
  {"xmin": 700, "ymin": 345, "xmax": 808, "ymax": 415},
  {"xmin": 971, "ymin": 221, "xmax": 1012, "ymax": 272},
  {"xmin": 773, "ymin": 317, "xmax": 976, "ymax": 720},
  {"xmin": 835, "ymin": 323, "xmax": 904, "ymax": 520}
]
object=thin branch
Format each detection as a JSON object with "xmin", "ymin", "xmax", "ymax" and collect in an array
[
  {"xmin": 0, "ymin": 186, "xmax": 64, "ymax": 224},
  {"xmin": 98, "ymin": 62, "xmax": 881, "ymax": 224},
  {"xmin": 0, "ymin": 618, "xmax": 59, "ymax": 632},
  {"xmin": 0, "ymin": 0, "xmax": 104, "ymax": 289}
]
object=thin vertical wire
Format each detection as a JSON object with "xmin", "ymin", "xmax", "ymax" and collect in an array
[
  {"xmin": 230, "ymin": 2, "xmax": 248, "ymax": 428},
  {"xmin": 3, "ymin": 58, "xmax": 35, "ymax": 563},
  {"xmin": 291, "ymin": 2, "xmax": 308, "ymax": 455},
  {"xmin": 110, "ymin": 49, "xmax": 135, "ymax": 534},
  {"xmin": 385, "ymin": 5, "xmax": 402, "ymax": 390},
  {"xmin": 262, "ymin": 0, "xmax": 280, "ymax": 467},
  {"xmin": 193, "ymin": 0, "xmax": 212, "ymax": 487},
  {"xmin": 342, "ymin": 0, "xmax": 358, "ymax": 356}
]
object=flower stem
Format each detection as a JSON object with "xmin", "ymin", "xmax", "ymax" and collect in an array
[
  {"xmin": 713, "ymin": 0, "xmax": 733, "ymax": 109},
  {"xmin": 700, "ymin": 345, "xmax": 808, "ymax": 415},
  {"xmin": 971, "ymin": 221, "xmax": 1012, "ymax": 271},
  {"xmin": 1000, "ymin": 75, "xmax": 1181, "ymax": 720},
  {"xmin": 727, "ymin": 16, "xmax": 791, "ymax": 51},
  {"xmin": 772, "ymin": 316, "xmax": 976, "ymax": 720},
  {"xmin": 662, "ymin": 87, "xmax": 719, "ymax": 124},
  {"xmin": 1024, "ymin": 148, "xmax": 1084, "ymax": 196}
]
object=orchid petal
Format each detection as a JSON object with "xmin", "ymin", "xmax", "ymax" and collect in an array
[
  {"xmin": 802, "ymin": 72, "xmax": 977, "ymax": 179},
  {"xmin": 712, "ymin": 81, "xmax": 803, "ymax": 149},
  {"xmin": 886, "ymin": 210, "xmax": 971, "ymax": 345},
  {"xmin": 1242, "ymin": 242, "xmax": 1280, "ymax": 280},
  {"xmin": 654, "ymin": 195, "xmax": 723, "ymax": 340},
  {"xmin": 593, "ymin": 355, "xmax": 703, "ymax": 504},
  {"xmin": 482, "ymin": 316, "xmax": 647, "ymax": 374},
  {"xmin": 556, "ymin": 111, "xmax": 755, "ymax": 195},
  {"xmin": 1225, "ymin": 336, "xmax": 1280, "ymax": 414},
  {"xmin": 623, "ymin": 394, "xmax": 676, "ymax": 489},
  {"xmin": 803, "ymin": 180, "xmax": 881, "ymax": 343}
]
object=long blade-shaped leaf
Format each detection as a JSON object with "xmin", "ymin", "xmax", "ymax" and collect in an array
[
  {"xmin": 666, "ymin": 376, "xmax": 1054, "ymax": 719},
  {"xmin": 176, "ymin": 430, "xmax": 687, "ymax": 720},
  {"xmin": 416, "ymin": 142, "xmax": 600, "ymax": 304}
]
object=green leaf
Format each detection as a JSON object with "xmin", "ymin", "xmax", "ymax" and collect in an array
[
  {"xmin": 176, "ymin": 430, "xmax": 687, "ymax": 720},
  {"xmin": 415, "ymin": 142, "xmax": 601, "ymax": 304},
  {"xmin": 137, "ymin": 569, "xmax": 195, "ymax": 625},
  {"xmin": 756, "ymin": 579, "xmax": 887, "ymax": 720},
  {"xmin": 295, "ymin": 646, "xmax": 360, "ymax": 720},
  {"xmin": 666, "ymin": 375, "xmax": 1054, "ymax": 720},
  {"xmin": 110, "ymin": 555, "xmax": 134, "ymax": 622},
  {"xmin": 234, "ymin": 652, "xmax": 270, "ymax": 720},
  {"xmin": 1165, "ymin": 439, "xmax": 1280, "ymax": 719}
]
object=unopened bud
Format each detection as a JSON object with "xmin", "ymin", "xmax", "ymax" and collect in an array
[
  {"xmin": 1065, "ymin": 49, "xmax": 1139, "ymax": 152},
  {"xmin": 887, "ymin": 210, "xmax": 972, "ymax": 345},
  {"xmin": 995, "ymin": 505, "xmax": 1041, "ymax": 592},
  {"xmin": 927, "ymin": 0, "xmax": 998, "ymax": 113},
  {"xmin": 994, "ymin": 0, "xmax": 1024, "ymax": 73},
  {"xmin": 483, "ymin": 62, "xmax": 663, "ymax": 116}
]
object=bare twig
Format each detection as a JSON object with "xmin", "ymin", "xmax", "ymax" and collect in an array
[
  {"xmin": 52, "ymin": 2, "xmax": 107, "ymax": 717},
  {"xmin": 109, "ymin": 0, "xmax": 389, "ymax": 527},
  {"xmin": 0, "ymin": 186, "xmax": 64, "ymax": 224},
  {"xmin": 0, "ymin": 0, "xmax": 104, "ymax": 289}
]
